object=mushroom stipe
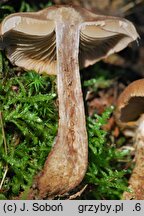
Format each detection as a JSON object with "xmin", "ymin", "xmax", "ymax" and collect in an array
[
  {"xmin": 0, "ymin": 5, "xmax": 139, "ymax": 199},
  {"xmin": 115, "ymin": 79, "xmax": 144, "ymax": 200}
]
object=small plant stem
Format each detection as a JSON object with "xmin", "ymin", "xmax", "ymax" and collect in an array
[
  {"xmin": 0, "ymin": 112, "xmax": 8, "ymax": 154},
  {"xmin": 0, "ymin": 111, "xmax": 8, "ymax": 190},
  {"xmin": 0, "ymin": 165, "xmax": 8, "ymax": 190}
]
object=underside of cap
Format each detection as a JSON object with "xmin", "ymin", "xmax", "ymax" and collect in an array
[
  {"xmin": 79, "ymin": 31, "xmax": 131, "ymax": 68},
  {"xmin": 0, "ymin": 14, "xmax": 56, "ymax": 75},
  {"xmin": 3, "ymin": 29, "xmax": 56, "ymax": 75},
  {"xmin": 119, "ymin": 97, "xmax": 144, "ymax": 122},
  {"xmin": 116, "ymin": 79, "xmax": 144, "ymax": 123},
  {"xmin": 0, "ymin": 5, "xmax": 139, "ymax": 74},
  {"xmin": 79, "ymin": 18, "xmax": 139, "ymax": 69}
]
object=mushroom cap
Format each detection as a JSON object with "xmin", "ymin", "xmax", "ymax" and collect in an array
[
  {"xmin": 116, "ymin": 79, "xmax": 144, "ymax": 123},
  {"xmin": 0, "ymin": 5, "xmax": 139, "ymax": 75}
]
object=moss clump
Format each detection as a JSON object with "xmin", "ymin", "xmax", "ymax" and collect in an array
[
  {"xmin": 0, "ymin": 70, "xmax": 58, "ymax": 199},
  {"xmin": 84, "ymin": 108, "xmax": 128, "ymax": 200}
]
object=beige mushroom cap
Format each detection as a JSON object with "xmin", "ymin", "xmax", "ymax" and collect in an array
[
  {"xmin": 0, "ymin": 5, "xmax": 139, "ymax": 75},
  {"xmin": 116, "ymin": 79, "xmax": 144, "ymax": 123}
]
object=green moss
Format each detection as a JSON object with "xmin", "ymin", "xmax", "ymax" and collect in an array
[
  {"xmin": 0, "ymin": 71, "xmax": 58, "ymax": 198},
  {"xmin": 84, "ymin": 108, "xmax": 128, "ymax": 200}
]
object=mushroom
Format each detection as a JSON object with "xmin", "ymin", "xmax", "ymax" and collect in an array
[
  {"xmin": 0, "ymin": 5, "xmax": 139, "ymax": 198},
  {"xmin": 115, "ymin": 79, "xmax": 144, "ymax": 199}
]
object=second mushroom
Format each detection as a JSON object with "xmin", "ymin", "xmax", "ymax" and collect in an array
[
  {"xmin": 0, "ymin": 5, "xmax": 139, "ymax": 198},
  {"xmin": 116, "ymin": 79, "xmax": 144, "ymax": 200}
]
